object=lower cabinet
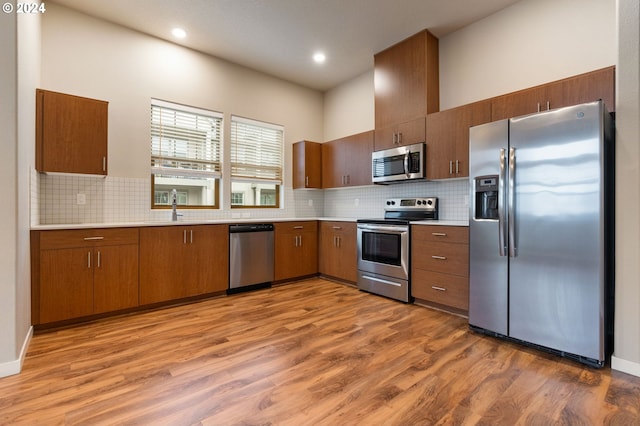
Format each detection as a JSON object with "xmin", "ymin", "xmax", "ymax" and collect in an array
[
  {"xmin": 411, "ymin": 225, "xmax": 469, "ymax": 313},
  {"xmin": 32, "ymin": 228, "xmax": 139, "ymax": 325},
  {"xmin": 319, "ymin": 221, "xmax": 357, "ymax": 283},
  {"xmin": 274, "ymin": 221, "xmax": 318, "ymax": 281},
  {"xmin": 139, "ymin": 225, "xmax": 228, "ymax": 304}
]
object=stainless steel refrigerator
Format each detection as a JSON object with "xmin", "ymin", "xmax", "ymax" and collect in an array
[{"xmin": 468, "ymin": 101, "xmax": 614, "ymax": 367}]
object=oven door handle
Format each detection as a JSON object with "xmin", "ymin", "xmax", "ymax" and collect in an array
[{"xmin": 357, "ymin": 224, "xmax": 408, "ymax": 233}]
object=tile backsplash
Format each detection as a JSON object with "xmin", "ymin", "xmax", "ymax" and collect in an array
[{"xmin": 36, "ymin": 173, "xmax": 468, "ymax": 224}]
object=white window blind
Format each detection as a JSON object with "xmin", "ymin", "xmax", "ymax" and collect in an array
[
  {"xmin": 151, "ymin": 99, "xmax": 223, "ymax": 178},
  {"xmin": 230, "ymin": 115, "xmax": 283, "ymax": 183}
]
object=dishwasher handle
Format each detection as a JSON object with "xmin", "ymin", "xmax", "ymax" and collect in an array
[{"xmin": 229, "ymin": 224, "xmax": 275, "ymax": 233}]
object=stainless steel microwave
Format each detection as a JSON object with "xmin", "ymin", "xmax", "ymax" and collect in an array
[{"xmin": 372, "ymin": 143, "xmax": 426, "ymax": 184}]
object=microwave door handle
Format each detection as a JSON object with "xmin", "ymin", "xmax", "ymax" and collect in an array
[{"xmin": 404, "ymin": 151, "xmax": 410, "ymax": 177}]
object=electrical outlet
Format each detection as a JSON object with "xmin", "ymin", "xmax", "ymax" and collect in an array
[
  {"xmin": 354, "ymin": 198, "xmax": 360, "ymax": 206},
  {"xmin": 308, "ymin": 199, "xmax": 313, "ymax": 207},
  {"xmin": 76, "ymin": 193, "xmax": 86, "ymax": 205}
]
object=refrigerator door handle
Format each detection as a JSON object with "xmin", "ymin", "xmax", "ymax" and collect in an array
[
  {"xmin": 508, "ymin": 147, "xmax": 517, "ymax": 257},
  {"xmin": 498, "ymin": 148, "xmax": 507, "ymax": 256}
]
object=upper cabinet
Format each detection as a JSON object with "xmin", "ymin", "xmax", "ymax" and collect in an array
[
  {"xmin": 293, "ymin": 141, "xmax": 322, "ymax": 189},
  {"xmin": 36, "ymin": 89, "xmax": 108, "ymax": 175},
  {"xmin": 322, "ymin": 130, "xmax": 374, "ymax": 188},
  {"xmin": 491, "ymin": 66, "xmax": 615, "ymax": 121},
  {"xmin": 426, "ymin": 100, "xmax": 492, "ymax": 179},
  {"xmin": 374, "ymin": 30, "xmax": 439, "ymax": 151}
]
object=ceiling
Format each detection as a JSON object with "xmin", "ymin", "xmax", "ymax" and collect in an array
[{"xmin": 49, "ymin": 0, "xmax": 522, "ymax": 91}]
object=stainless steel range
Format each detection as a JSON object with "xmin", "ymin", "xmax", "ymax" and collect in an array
[{"xmin": 357, "ymin": 197, "xmax": 438, "ymax": 302}]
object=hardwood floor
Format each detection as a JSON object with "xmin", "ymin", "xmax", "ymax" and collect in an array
[{"xmin": 1, "ymin": 278, "xmax": 638, "ymax": 425}]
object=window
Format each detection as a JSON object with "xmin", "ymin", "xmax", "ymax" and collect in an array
[
  {"xmin": 231, "ymin": 192, "xmax": 245, "ymax": 206},
  {"xmin": 150, "ymin": 99, "xmax": 222, "ymax": 209},
  {"xmin": 230, "ymin": 116, "xmax": 284, "ymax": 208}
]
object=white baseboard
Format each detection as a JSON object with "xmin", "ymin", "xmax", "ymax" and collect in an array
[
  {"xmin": 0, "ymin": 326, "xmax": 33, "ymax": 378},
  {"xmin": 611, "ymin": 355, "xmax": 640, "ymax": 377}
]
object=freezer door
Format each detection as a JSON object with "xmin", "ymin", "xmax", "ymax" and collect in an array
[
  {"xmin": 468, "ymin": 120, "xmax": 509, "ymax": 335},
  {"xmin": 508, "ymin": 102, "xmax": 606, "ymax": 361}
]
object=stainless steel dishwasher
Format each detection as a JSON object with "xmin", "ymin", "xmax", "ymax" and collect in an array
[{"xmin": 228, "ymin": 224, "xmax": 274, "ymax": 293}]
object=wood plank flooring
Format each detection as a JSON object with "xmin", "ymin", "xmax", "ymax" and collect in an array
[{"xmin": 1, "ymin": 278, "xmax": 639, "ymax": 425}]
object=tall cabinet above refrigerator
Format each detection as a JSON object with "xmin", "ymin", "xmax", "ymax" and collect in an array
[{"xmin": 468, "ymin": 101, "xmax": 615, "ymax": 367}]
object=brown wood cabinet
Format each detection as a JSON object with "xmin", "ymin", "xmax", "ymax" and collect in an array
[
  {"xmin": 274, "ymin": 221, "xmax": 318, "ymax": 281},
  {"xmin": 293, "ymin": 141, "xmax": 322, "ymax": 189},
  {"xmin": 374, "ymin": 117, "xmax": 426, "ymax": 151},
  {"xmin": 139, "ymin": 225, "xmax": 228, "ymax": 304},
  {"xmin": 318, "ymin": 221, "xmax": 357, "ymax": 283},
  {"xmin": 36, "ymin": 89, "xmax": 108, "ymax": 175},
  {"xmin": 322, "ymin": 130, "xmax": 374, "ymax": 188},
  {"xmin": 491, "ymin": 66, "xmax": 615, "ymax": 121},
  {"xmin": 374, "ymin": 29, "xmax": 439, "ymax": 151},
  {"xmin": 411, "ymin": 225, "xmax": 469, "ymax": 313},
  {"xmin": 426, "ymin": 100, "xmax": 492, "ymax": 179},
  {"xmin": 31, "ymin": 228, "xmax": 139, "ymax": 325}
]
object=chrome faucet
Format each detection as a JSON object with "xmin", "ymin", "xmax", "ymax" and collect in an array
[{"xmin": 171, "ymin": 189, "xmax": 180, "ymax": 221}]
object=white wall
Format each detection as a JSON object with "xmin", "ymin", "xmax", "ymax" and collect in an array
[
  {"xmin": 323, "ymin": 70, "xmax": 374, "ymax": 141},
  {"xmin": 0, "ymin": 7, "xmax": 19, "ymax": 372},
  {"xmin": 439, "ymin": 0, "xmax": 617, "ymax": 109},
  {"xmin": 0, "ymin": 10, "xmax": 38, "ymax": 377},
  {"xmin": 41, "ymin": 3, "xmax": 324, "ymax": 189},
  {"xmin": 612, "ymin": 0, "xmax": 640, "ymax": 376}
]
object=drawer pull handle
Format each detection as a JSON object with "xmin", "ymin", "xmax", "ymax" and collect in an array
[
  {"xmin": 293, "ymin": 226, "xmax": 304, "ymax": 229},
  {"xmin": 432, "ymin": 286, "xmax": 447, "ymax": 292},
  {"xmin": 332, "ymin": 226, "xmax": 342, "ymax": 230},
  {"xmin": 431, "ymin": 233, "xmax": 447, "ymax": 237},
  {"xmin": 83, "ymin": 236, "xmax": 104, "ymax": 241},
  {"xmin": 432, "ymin": 255, "xmax": 447, "ymax": 260}
]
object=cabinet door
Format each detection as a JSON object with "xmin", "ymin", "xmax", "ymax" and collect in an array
[
  {"xmin": 93, "ymin": 244, "xmax": 139, "ymax": 314},
  {"xmin": 140, "ymin": 225, "xmax": 228, "ymax": 304},
  {"xmin": 344, "ymin": 131, "xmax": 374, "ymax": 187},
  {"xmin": 374, "ymin": 118, "xmax": 425, "ymax": 152},
  {"xmin": 40, "ymin": 248, "xmax": 94, "ymax": 323},
  {"xmin": 187, "ymin": 225, "xmax": 229, "ymax": 295},
  {"xmin": 293, "ymin": 141, "xmax": 322, "ymax": 189},
  {"xmin": 324, "ymin": 131, "xmax": 373, "ymax": 188},
  {"xmin": 321, "ymin": 139, "xmax": 344, "ymax": 188},
  {"xmin": 374, "ymin": 30, "xmax": 438, "ymax": 129},
  {"xmin": 426, "ymin": 111, "xmax": 457, "ymax": 179},
  {"xmin": 139, "ymin": 226, "xmax": 190, "ymax": 304},
  {"xmin": 274, "ymin": 222, "xmax": 317, "ymax": 281},
  {"xmin": 319, "ymin": 222, "xmax": 357, "ymax": 282},
  {"xmin": 427, "ymin": 101, "xmax": 491, "ymax": 179},
  {"xmin": 491, "ymin": 86, "xmax": 547, "ymax": 121},
  {"xmin": 547, "ymin": 66, "xmax": 615, "ymax": 112},
  {"xmin": 36, "ymin": 89, "xmax": 108, "ymax": 175}
]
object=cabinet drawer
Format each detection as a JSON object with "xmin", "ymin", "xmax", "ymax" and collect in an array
[
  {"xmin": 40, "ymin": 228, "xmax": 139, "ymax": 250},
  {"xmin": 412, "ymin": 241, "xmax": 468, "ymax": 276},
  {"xmin": 275, "ymin": 221, "xmax": 317, "ymax": 234},
  {"xmin": 412, "ymin": 270, "xmax": 469, "ymax": 310},
  {"xmin": 412, "ymin": 225, "xmax": 468, "ymax": 244},
  {"xmin": 320, "ymin": 221, "xmax": 355, "ymax": 237}
]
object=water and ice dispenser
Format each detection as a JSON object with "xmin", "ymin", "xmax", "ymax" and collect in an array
[{"xmin": 474, "ymin": 176, "xmax": 499, "ymax": 220}]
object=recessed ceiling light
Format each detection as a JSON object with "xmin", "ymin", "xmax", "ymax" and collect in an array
[
  {"xmin": 313, "ymin": 52, "xmax": 326, "ymax": 64},
  {"xmin": 172, "ymin": 28, "xmax": 187, "ymax": 39}
]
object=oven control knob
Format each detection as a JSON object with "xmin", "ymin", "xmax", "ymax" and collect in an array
[
  {"xmin": 427, "ymin": 199, "xmax": 433, "ymax": 205},
  {"xmin": 416, "ymin": 200, "xmax": 422, "ymax": 205},
  {"xmin": 386, "ymin": 201, "xmax": 391, "ymax": 206}
]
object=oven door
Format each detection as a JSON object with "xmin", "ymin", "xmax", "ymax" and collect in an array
[{"xmin": 357, "ymin": 223, "xmax": 409, "ymax": 281}]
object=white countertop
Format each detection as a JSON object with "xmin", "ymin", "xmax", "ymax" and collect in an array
[{"xmin": 31, "ymin": 217, "xmax": 467, "ymax": 230}]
